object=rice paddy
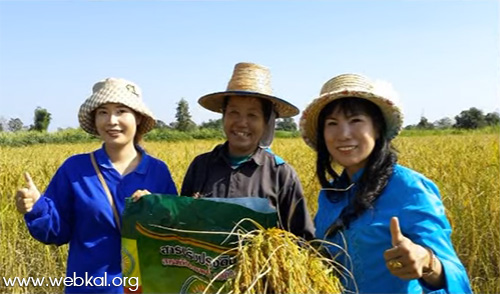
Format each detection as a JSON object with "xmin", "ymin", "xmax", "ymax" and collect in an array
[{"xmin": 0, "ymin": 134, "xmax": 498, "ymax": 293}]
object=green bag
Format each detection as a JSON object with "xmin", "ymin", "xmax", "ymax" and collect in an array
[{"xmin": 121, "ymin": 194, "xmax": 278, "ymax": 293}]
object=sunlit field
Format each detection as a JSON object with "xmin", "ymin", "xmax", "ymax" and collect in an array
[{"xmin": 1, "ymin": 134, "xmax": 498, "ymax": 293}]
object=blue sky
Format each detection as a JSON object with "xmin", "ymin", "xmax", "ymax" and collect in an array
[{"xmin": 0, "ymin": 0, "xmax": 498, "ymax": 131}]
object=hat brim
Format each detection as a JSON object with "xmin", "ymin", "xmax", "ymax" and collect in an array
[
  {"xmin": 198, "ymin": 91, "xmax": 299, "ymax": 118},
  {"xmin": 300, "ymin": 90, "xmax": 403, "ymax": 150}
]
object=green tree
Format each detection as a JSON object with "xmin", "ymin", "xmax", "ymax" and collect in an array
[
  {"xmin": 434, "ymin": 117, "xmax": 454, "ymax": 129},
  {"xmin": 32, "ymin": 107, "xmax": 52, "ymax": 131},
  {"xmin": 0, "ymin": 116, "xmax": 6, "ymax": 132},
  {"xmin": 454, "ymin": 107, "xmax": 486, "ymax": 129},
  {"xmin": 8, "ymin": 118, "xmax": 24, "ymax": 132},
  {"xmin": 154, "ymin": 120, "xmax": 169, "ymax": 129},
  {"xmin": 200, "ymin": 118, "xmax": 223, "ymax": 130},
  {"xmin": 416, "ymin": 116, "xmax": 434, "ymax": 129},
  {"xmin": 169, "ymin": 122, "xmax": 178, "ymax": 129},
  {"xmin": 485, "ymin": 112, "xmax": 500, "ymax": 126},
  {"xmin": 175, "ymin": 98, "xmax": 197, "ymax": 132},
  {"xmin": 276, "ymin": 118, "xmax": 297, "ymax": 131}
]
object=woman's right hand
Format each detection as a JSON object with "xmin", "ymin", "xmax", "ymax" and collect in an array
[
  {"xmin": 15, "ymin": 172, "xmax": 41, "ymax": 214},
  {"xmin": 130, "ymin": 189, "xmax": 151, "ymax": 202}
]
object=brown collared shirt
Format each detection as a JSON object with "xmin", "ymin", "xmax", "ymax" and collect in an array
[{"xmin": 181, "ymin": 142, "xmax": 315, "ymax": 240}]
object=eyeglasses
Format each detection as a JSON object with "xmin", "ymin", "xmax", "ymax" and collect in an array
[{"xmin": 320, "ymin": 183, "xmax": 355, "ymax": 192}]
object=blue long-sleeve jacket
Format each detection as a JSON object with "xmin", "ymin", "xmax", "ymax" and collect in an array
[
  {"xmin": 315, "ymin": 164, "xmax": 472, "ymax": 294},
  {"xmin": 24, "ymin": 145, "xmax": 177, "ymax": 293}
]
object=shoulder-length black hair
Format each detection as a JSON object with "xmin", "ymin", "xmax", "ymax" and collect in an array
[{"xmin": 315, "ymin": 97, "xmax": 398, "ymax": 237}]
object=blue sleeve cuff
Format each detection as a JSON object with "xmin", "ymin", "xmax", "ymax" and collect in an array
[
  {"xmin": 24, "ymin": 197, "xmax": 49, "ymax": 222},
  {"xmin": 419, "ymin": 258, "xmax": 472, "ymax": 294},
  {"xmin": 419, "ymin": 279, "xmax": 445, "ymax": 294}
]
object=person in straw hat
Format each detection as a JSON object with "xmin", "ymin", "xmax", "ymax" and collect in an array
[
  {"xmin": 181, "ymin": 62, "xmax": 314, "ymax": 239},
  {"xmin": 300, "ymin": 73, "xmax": 471, "ymax": 293},
  {"xmin": 15, "ymin": 78, "xmax": 177, "ymax": 293}
]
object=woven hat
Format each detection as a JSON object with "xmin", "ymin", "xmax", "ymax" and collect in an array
[
  {"xmin": 78, "ymin": 78, "xmax": 156, "ymax": 136},
  {"xmin": 300, "ymin": 73, "xmax": 403, "ymax": 150},
  {"xmin": 198, "ymin": 62, "xmax": 299, "ymax": 118}
]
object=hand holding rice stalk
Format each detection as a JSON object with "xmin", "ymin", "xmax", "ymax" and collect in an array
[{"xmin": 206, "ymin": 219, "xmax": 344, "ymax": 294}]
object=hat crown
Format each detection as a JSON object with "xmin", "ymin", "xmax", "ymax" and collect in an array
[
  {"xmin": 92, "ymin": 78, "xmax": 143, "ymax": 98},
  {"xmin": 320, "ymin": 73, "xmax": 373, "ymax": 96},
  {"xmin": 226, "ymin": 62, "xmax": 273, "ymax": 96}
]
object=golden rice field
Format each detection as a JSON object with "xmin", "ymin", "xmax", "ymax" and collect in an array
[{"xmin": 0, "ymin": 134, "xmax": 498, "ymax": 293}]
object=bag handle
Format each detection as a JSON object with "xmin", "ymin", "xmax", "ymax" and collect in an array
[{"xmin": 90, "ymin": 152, "xmax": 121, "ymax": 231}]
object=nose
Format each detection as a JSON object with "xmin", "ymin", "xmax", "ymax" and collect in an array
[
  {"xmin": 235, "ymin": 116, "xmax": 248, "ymax": 127},
  {"xmin": 107, "ymin": 113, "xmax": 119, "ymax": 125},
  {"xmin": 337, "ymin": 122, "xmax": 352, "ymax": 140}
]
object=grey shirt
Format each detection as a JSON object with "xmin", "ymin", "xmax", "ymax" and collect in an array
[{"xmin": 181, "ymin": 142, "xmax": 315, "ymax": 240}]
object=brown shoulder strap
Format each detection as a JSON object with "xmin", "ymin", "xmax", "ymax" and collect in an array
[{"xmin": 90, "ymin": 152, "xmax": 121, "ymax": 231}]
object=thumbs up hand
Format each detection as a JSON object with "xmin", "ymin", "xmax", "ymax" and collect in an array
[
  {"xmin": 383, "ymin": 217, "xmax": 431, "ymax": 280},
  {"xmin": 15, "ymin": 172, "xmax": 41, "ymax": 214}
]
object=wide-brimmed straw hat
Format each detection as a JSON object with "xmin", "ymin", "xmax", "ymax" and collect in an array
[
  {"xmin": 300, "ymin": 73, "xmax": 403, "ymax": 150},
  {"xmin": 78, "ymin": 78, "xmax": 156, "ymax": 136},
  {"xmin": 198, "ymin": 62, "xmax": 299, "ymax": 118}
]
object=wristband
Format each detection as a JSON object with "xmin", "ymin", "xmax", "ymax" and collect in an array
[{"xmin": 422, "ymin": 247, "xmax": 437, "ymax": 277}]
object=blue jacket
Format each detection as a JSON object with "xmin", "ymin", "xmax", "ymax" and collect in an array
[
  {"xmin": 314, "ymin": 164, "xmax": 472, "ymax": 293},
  {"xmin": 24, "ymin": 145, "xmax": 177, "ymax": 293}
]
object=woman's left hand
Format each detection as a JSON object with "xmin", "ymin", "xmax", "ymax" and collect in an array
[
  {"xmin": 131, "ymin": 189, "xmax": 151, "ymax": 202},
  {"xmin": 383, "ymin": 217, "xmax": 431, "ymax": 280}
]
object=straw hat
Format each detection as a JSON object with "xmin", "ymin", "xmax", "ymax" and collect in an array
[
  {"xmin": 198, "ymin": 62, "xmax": 299, "ymax": 118},
  {"xmin": 78, "ymin": 78, "xmax": 156, "ymax": 136},
  {"xmin": 300, "ymin": 73, "xmax": 403, "ymax": 150}
]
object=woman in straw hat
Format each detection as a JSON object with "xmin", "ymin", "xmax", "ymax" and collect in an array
[
  {"xmin": 300, "ymin": 74, "xmax": 471, "ymax": 293},
  {"xmin": 181, "ymin": 62, "xmax": 314, "ymax": 239},
  {"xmin": 15, "ymin": 78, "xmax": 177, "ymax": 293}
]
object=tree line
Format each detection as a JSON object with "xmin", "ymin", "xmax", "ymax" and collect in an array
[
  {"xmin": 1, "ymin": 100, "xmax": 498, "ymax": 133},
  {"xmin": 405, "ymin": 107, "xmax": 499, "ymax": 130},
  {"xmin": 0, "ymin": 107, "xmax": 51, "ymax": 132},
  {"xmin": 0, "ymin": 99, "xmax": 298, "ymax": 133},
  {"xmin": 153, "ymin": 98, "xmax": 297, "ymax": 132}
]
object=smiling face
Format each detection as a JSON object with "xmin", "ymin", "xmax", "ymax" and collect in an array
[
  {"xmin": 322, "ymin": 99, "xmax": 381, "ymax": 178},
  {"xmin": 94, "ymin": 103, "xmax": 142, "ymax": 148},
  {"xmin": 223, "ymin": 96, "xmax": 267, "ymax": 157}
]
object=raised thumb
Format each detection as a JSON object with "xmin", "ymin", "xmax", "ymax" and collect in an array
[
  {"xmin": 390, "ymin": 216, "xmax": 404, "ymax": 247},
  {"xmin": 24, "ymin": 172, "xmax": 36, "ymax": 189}
]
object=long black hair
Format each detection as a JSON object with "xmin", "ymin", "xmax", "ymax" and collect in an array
[{"xmin": 315, "ymin": 97, "xmax": 398, "ymax": 237}]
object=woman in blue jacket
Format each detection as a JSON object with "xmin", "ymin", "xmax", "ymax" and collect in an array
[
  {"xmin": 299, "ymin": 73, "xmax": 472, "ymax": 293},
  {"xmin": 15, "ymin": 78, "xmax": 177, "ymax": 293}
]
